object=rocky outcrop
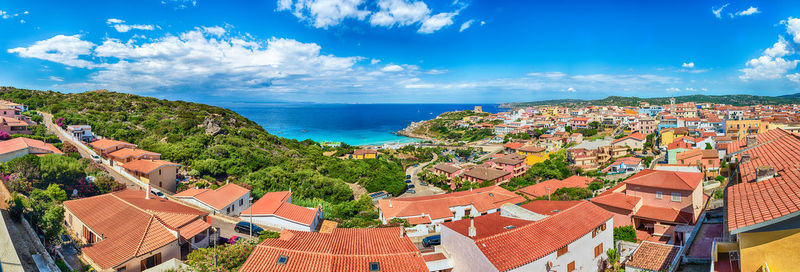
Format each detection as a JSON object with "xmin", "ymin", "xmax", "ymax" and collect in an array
[{"xmin": 203, "ymin": 116, "xmax": 223, "ymax": 136}]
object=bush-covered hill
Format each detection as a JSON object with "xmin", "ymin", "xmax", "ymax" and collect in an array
[
  {"xmin": 505, "ymin": 93, "xmax": 800, "ymax": 107},
  {"xmin": 0, "ymin": 87, "xmax": 406, "ymax": 203}
]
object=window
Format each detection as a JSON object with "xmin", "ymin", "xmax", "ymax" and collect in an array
[
  {"xmin": 369, "ymin": 262, "xmax": 380, "ymax": 272},
  {"xmin": 557, "ymin": 245, "xmax": 568, "ymax": 257},
  {"xmin": 116, "ymin": 267, "xmax": 126, "ymax": 272},
  {"xmin": 567, "ymin": 261, "xmax": 575, "ymax": 271},
  {"xmin": 240, "ymin": 198, "xmax": 244, "ymax": 206},
  {"xmin": 159, "ymin": 169, "xmax": 162, "ymax": 175},
  {"xmin": 656, "ymin": 191, "xmax": 662, "ymax": 199},
  {"xmin": 226, "ymin": 207, "xmax": 231, "ymax": 214},
  {"xmin": 594, "ymin": 243, "xmax": 604, "ymax": 257},
  {"xmin": 277, "ymin": 255, "xmax": 289, "ymax": 265},
  {"xmin": 141, "ymin": 253, "xmax": 161, "ymax": 270},
  {"xmin": 671, "ymin": 193, "xmax": 682, "ymax": 202}
]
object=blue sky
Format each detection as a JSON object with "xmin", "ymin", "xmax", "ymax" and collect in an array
[{"xmin": 2, "ymin": 0, "xmax": 800, "ymax": 104}]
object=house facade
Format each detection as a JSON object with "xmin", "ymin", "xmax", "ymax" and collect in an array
[
  {"xmin": 174, "ymin": 183, "xmax": 251, "ymax": 216},
  {"xmin": 239, "ymin": 191, "xmax": 323, "ymax": 232},
  {"xmin": 121, "ymin": 159, "xmax": 181, "ymax": 192}
]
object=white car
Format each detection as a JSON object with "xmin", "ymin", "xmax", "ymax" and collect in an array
[{"xmin": 90, "ymin": 154, "xmax": 101, "ymax": 163}]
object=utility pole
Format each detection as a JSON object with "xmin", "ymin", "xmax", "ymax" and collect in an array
[{"xmin": 249, "ymin": 196, "xmax": 254, "ymax": 238}]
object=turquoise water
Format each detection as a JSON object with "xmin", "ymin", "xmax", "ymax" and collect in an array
[{"xmin": 225, "ymin": 103, "xmax": 502, "ymax": 145}]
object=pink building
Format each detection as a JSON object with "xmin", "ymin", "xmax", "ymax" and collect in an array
[
  {"xmin": 431, "ymin": 163, "xmax": 464, "ymax": 180},
  {"xmin": 570, "ymin": 117, "xmax": 590, "ymax": 129},
  {"xmin": 488, "ymin": 153, "xmax": 528, "ymax": 177}
]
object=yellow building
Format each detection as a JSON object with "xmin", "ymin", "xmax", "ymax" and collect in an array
[
  {"xmin": 352, "ymin": 149, "xmax": 378, "ymax": 159},
  {"xmin": 516, "ymin": 145, "xmax": 551, "ymax": 165},
  {"xmin": 659, "ymin": 127, "xmax": 688, "ymax": 147},
  {"xmin": 725, "ymin": 119, "xmax": 768, "ymax": 140}
]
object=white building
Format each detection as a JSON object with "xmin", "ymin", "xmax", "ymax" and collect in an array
[
  {"xmin": 174, "ymin": 183, "xmax": 251, "ymax": 216},
  {"xmin": 441, "ymin": 201, "xmax": 613, "ymax": 272},
  {"xmin": 66, "ymin": 125, "xmax": 94, "ymax": 142},
  {"xmin": 239, "ymin": 191, "xmax": 323, "ymax": 232}
]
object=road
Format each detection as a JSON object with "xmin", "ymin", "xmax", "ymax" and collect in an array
[
  {"xmin": 41, "ymin": 112, "xmax": 141, "ymax": 190},
  {"xmin": 398, "ymin": 153, "xmax": 443, "ymax": 198}
]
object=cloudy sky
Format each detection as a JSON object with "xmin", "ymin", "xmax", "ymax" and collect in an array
[{"xmin": 2, "ymin": 0, "xmax": 800, "ymax": 104}]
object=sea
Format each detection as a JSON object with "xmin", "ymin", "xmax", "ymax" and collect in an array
[{"xmin": 225, "ymin": 103, "xmax": 504, "ymax": 145}]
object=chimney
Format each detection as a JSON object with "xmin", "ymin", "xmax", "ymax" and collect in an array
[
  {"xmin": 145, "ymin": 184, "xmax": 151, "ymax": 199},
  {"xmin": 740, "ymin": 153, "xmax": 751, "ymax": 164},
  {"xmin": 468, "ymin": 217, "xmax": 477, "ymax": 237},
  {"xmin": 388, "ymin": 199, "xmax": 392, "ymax": 208},
  {"xmin": 755, "ymin": 165, "xmax": 775, "ymax": 182},
  {"xmin": 746, "ymin": 135, "xmax": 758, "ymax": 147}
]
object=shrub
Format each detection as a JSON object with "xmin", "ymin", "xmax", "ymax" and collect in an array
[{"xmin": 613, "ymin": 226, "xmax": 637, "ymax": 243}]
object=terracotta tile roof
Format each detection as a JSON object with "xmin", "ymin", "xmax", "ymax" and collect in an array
[
  {"xmin": 241, "ymin": 191, "xmax": 319, "ymax": 225},
  {"xmin": 727, "ymin": 128, "xmax": 800, "ymax": 233},
  {"xmin": 178, "ymin": 218, "xmax": 212, "ymax": 240},
  {"xmin": 492, "ymin": 153, "xmax": 526, "ymax": 165},
  {"xmin": 516, "ymin": 176, "xmax": 593, "ymax": 198},
  {"xmin": 422, "ymin": 253, "xmax": 447, "ymax": 262},
  {"xmin": 461, "ymin": 167, "xmax": 510, "ymax": 182},
  {"xmin": 519, "ymin": 200, "xmax": 582, "ymax": 215},
  {"xmin": 590, "ymin": 192, "xmax": 642, "ymax": 211},
  {"xmin": 503, "ymin": 142, "xmax": 524, "ymax": 150},
  {"xmin": 433, "ymin": 163, "xmax": 460, "ymax": 174},
  {"xmin": 625, "ymin": 241, "xmax": 680, "ymax": 271},
  {"xmin": 353, "ymin": 149, "xmax": 377, "ymax": 156},
  {"xmin": 378, "ymin": 186, "xmax": 524, "ymax": 220},
  {"xmin": 676, "ymin": 149, "xmax": 719, "ymax": 161},
  {"xmin": 0, "ymin": 137, "xmax": 63, "ymax": 156},
  {"xmin": 624, "ymin": 169, "xmax": 702, "ymax": 191},
  {"xmin": 518, "ymin": 145, "xmax": 545, "ymax": 153},
  {"xmin": 0, "ymin": 116, "xmax": 28, "ymax": 126},
  {"xmin": 442, "ymin": 201, "xmax": 612, "ymax": 271},
  {"xmin": 107, "ymin": 148, "xmax": 160, "ymax": 160},
  {"xmin": 239, "ymin": 227, "xmax": 427, "ymax": 272},
  {"xmin": 174, "ymin": 183, "xmax": 250, "ymax": 211},
  {"xmin": 406, "ymin": 216, "xmax": 432, "ymax": 225},
  {"xmin": 121, "ymin": 159, "xmax": 180, "ymax": 174},
  {"xmin": 318, "ymin": 220, "xmax": 338, "ymax": 234},
  {"xmin": 612, "ymin": 132, "xmax": 646, "ymax": 144},
  {"xmin": 633, "ymin": 205, "xmax": 694, "ymax": 224},
  {"xmin": 63, "ymin": 189, "xmax": 208, "ymax": 269},
  {"xmin": 667, "ymin": 140, "xmax": 692, "ymax": 150},
  {"xmin": 89, "ymin": 138, "xmax": 136, "ymax": 150}
]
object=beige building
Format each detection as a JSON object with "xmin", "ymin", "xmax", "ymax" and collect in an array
[{"xmin": 121, "ymin": 159, "xmax": 181, "ymax": 192}]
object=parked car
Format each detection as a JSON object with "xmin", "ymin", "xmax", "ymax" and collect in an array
[
  {"xmin": 407, "ymin": 189, "xmax": 416, "ymax": 194},
  {"xmin": 90, "ymin": 154, "xmax": 101, "ymax": 163},
  {"xmin": 420, "ymin": 181, "xmax": 428, "ymax": 186},
  {"xmin": 406, "ymin": 175, "xmax": 411, "ymax": 179},
  {"xmin": 405, "ymin": 179, "xmax": 412, "ymax": 183},
  {"xmin": 407, "ymin": 184, "xmax": 415, "ymax": 189},
  {"xmin": 228, "ymin": 236, "xmax": 243, "ymax": 244},
  {"xmin": 422, "ymin": 235, "xmax": 441, "ymax": 247},
  {"xmin": 235, "ymin": 221, "xmax": 264, "ymax": 236},
  {"xmin": 150, "ymin": 189, "xmax": 166, "ymax": 199}
]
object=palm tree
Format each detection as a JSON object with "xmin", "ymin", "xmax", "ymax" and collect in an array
[{"xmin": 606, "ymin": 248, "xmax": 622, "ymax": 272}]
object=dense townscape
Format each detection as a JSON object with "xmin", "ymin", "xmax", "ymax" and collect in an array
[{"xmin": 0, "ymin": 88, "xmax": 798, "ymax": 272}]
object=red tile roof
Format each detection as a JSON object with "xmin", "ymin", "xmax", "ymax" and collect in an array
[
  {"xmin": 107, "ymin": 148, "xmax": 160, "ymax": 160},
  {"xmin": 667, "ymin": 140, "xmax": 692, "ymax": 150},
  {"xmin": 612, "ymin": 132, "xmax": 646, "ymax": 144},
  {"xmin": 727, "ymin": 128, "xmax": 800, "ymax": 233},
  {"xmin": 518, "ymin": 145, "xmax": 545, "ymax": 153},
  {"xmin": 441, "ymin": 201, "xmax": 612, "ymax": 271},
  {"xmin": 378, "ymin": 186, "xmax": 524, "ymax": 220},
  {"xmin": 624, "ymin": 169, "xmax": 703, "ymax": 191},
  {"xmin": 461, "ymin": 167, "xmax": 510, "ymax": 182},
  {"xmin": 241, "ymin": 191, "xmax": 319, "ymax": 225},
  {"xmin": 353, "ymin": 149, "xmax": 378, "ymax": 156},
  {"xmin": 121, "ymin": 159, "xmax": 180, "ymax": 174},
  {"xmin": 174, "ymin": 183, "xmax": 250, "ymax": 211},
  {"xmin": 89, "ymin": 138, "xmax": 136, "ymax": 150},
  {"xmin": 63, "ymin": 189, "xmax": 208, "ymax": 269},
  {"xmin": 0, "ymin": 137, "xmax": 63, "ymax": 156},
  {"xmin": 503, "ymin": 142, "xmax": 524, "ymax": 150},
  {"xmin": 519, "ymin": 200, "xmax": 582, "ymax": 215},
  {"xmin": 239, "ymin": 227, "xmax": 427, "ymax": 272},
  {"xmin": 590, "ymin": 192, "xmax": 642, "ymax": 211},
  {"xmin": 633, "ymin": 205, "xmax": 694, "ymax": 224},
  {"xmin": 625, "ymin": 241, "xmax": 681, "ymax": 271},
  {"xmin": 492, "ymin": 153, "xmax": 526, "ymax": 165},
  {"xmin": 516, "ymin": 175, "xmax": 593, "ymax": 198}
]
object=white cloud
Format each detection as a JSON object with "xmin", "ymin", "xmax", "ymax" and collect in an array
[
  {"xmin": 564, "ymin": 87, "xmax": 576, "ymax": 92},
  {"xmin": 279, "ymin": 0, "xmax": 462, "ymax": 33},
  {"xmin": 1, "ymin": 9, "xmax": 28, "ymax": 21},
  {"xmin": 764, "ymin": 37, "xmax": 791, "ymax": 57},
  {"xmin": 48, "ymin": 76, "xmax": 64, "ymax": 82},
  {"xmin": 7, "ymin": 35, "xmax": 97, "ymax": 68},
  {"xmin": 279, "ymin": 0, "xmax": 371, "ymax": 29},
  {"xmin": 685, "ymin": 87, "xmax": 695, "ymax": 91},
  {"xmin": 480, "ymin": 20, "xmax": 485, "ymax": 26},
  {"xmin": 787, "ymin": 73, "xmax": 800, "ymax": 83},
  {"xmin": 784, "ymin": 17, "xmax": 800, "ymax": 44},
  {"xmin": 381, "ymin": 64, "xmax": 404, "ymax": 72},
  {"xmin": 712, "ymin": 3, "xmax": 729, "ymax": 19},
  {"xmin": 681, "ymin": 62, "xmax": 694, "ymax": 68},
  {"xmin": 370, "ymin": 59, "xmax": 381, "ymax": 64},
  {"xmin": 740, "ymin": 55, "xmax": 798, "ymax": 80},
  {"xmin": 418, "ymin": 12, "xmax": 456, "ymax": 33},
  {"xmin": 425, "ymin": 69, "xmax": 446, "ymax": 74},
  {"xmin": 526, "ymin": 72, "xmax": 567, "ymax": 79},
  {"xmin": 202, "ymin": 26, "xmax": 226, "ymax": 36},
  {"xmin": 459, "ymin": 19, "xmax": 474, "ymax": 32},
  {"xmin": 665, "ymin": 87, "xmax": 681, "ymax": 92},
  {"xmin": 106, "ymin": 18, "xmax": 156, "ymax": 33},
  {"xmin": 734, "ymin": 6, "xmax": 759, "ymax": 16}
]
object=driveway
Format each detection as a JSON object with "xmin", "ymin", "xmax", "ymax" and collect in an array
[{"xmin": 0, "ymin": 211, "xmax": 23, "ymax": 272}]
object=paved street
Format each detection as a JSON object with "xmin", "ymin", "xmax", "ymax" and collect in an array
[
  {"xmin": 398, "ymin": 153, "xmax": 443, "ymax": 198},
  {"xmin": 0, "ymin": 211, "xmax": 23, "ymax": 272},
  {"xmin": 41, "ymin": 112, "xmax": 142, "ymax": 190}
]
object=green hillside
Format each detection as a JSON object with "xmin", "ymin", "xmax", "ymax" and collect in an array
[
  {"xmin": 0, "ymin": 87, "xmax": 406, "ymax": 204},
  {"xmin": 506, "ymin": 93, "xmax": 800, "ymax": 107}
]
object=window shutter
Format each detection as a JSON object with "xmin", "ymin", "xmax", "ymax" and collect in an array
[
  {"xmin": 140, "ymin": 260, "xmax": 146, "ymax": 270},
  {"xmin": 155, "ymin": 253, "xmax": 162, "ymax": 264}
]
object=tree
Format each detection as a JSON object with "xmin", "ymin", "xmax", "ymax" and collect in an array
[
  {"xmin": 186, "ymin": 240, "xmax": 257, "ymax": 272},
  {"xmin": 45, "ymin": 183, "xmax": 68, "ymax": 202},
  {"xmin": 38, "ymin": 155, "xmax": 86, "ymax": 189},
  {"xmin": 94, "ymin": 175, "xmax": 125, "ymax": 194},
  {"xmin": 41, "ymin": 205, "xmax": 65, "ymax": 241},
  {"xmin": 7, "ymin": 192, "xmax": 25, "ymax": 220},
  {"xmin": 705, "ymin": 143, "xmax": 713, "ymax": 150},
  {"xmin": 606, "ymin": 248, "xmax": 622, "ymax": 271},
  {"xmin": 613, "ymin": 225, "xmax": 636, "ymax": 243}
]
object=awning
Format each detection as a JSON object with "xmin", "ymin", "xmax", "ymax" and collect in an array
[{"xmin": 179, "ymin": 219, "xmax": 211, "ymax": 240}]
